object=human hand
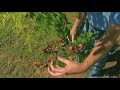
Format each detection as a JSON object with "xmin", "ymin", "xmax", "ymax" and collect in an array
[
  {"xmin": 48, "ymin": 56, "xmax": 86, "ymax": 77},
  {"xmin": 70, "ymin": 28, "xmax": 77, "ymax": 42}
]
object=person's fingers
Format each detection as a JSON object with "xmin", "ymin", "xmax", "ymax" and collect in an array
[
  {"xmin": 71, "ymin": 34, "xmax": 75, "ymax": 42},
  {"xmin": 50, "ymin": 60, "xmax": 57, "ymax": 71},
  {"xmin": 48, "ymin": 67, "xmax": 54, "ymax": 75},
  {"xmin": 48, "ymin": 67, "xmax": 64, "ymax": 77},
  {"xmin": 56, "ymin": 65, "xmax": 63, "ymax": 69},
  {"xmin": 70, "ymin": 31, "xmax": 74, "ymax": 42},
  {"xmin": 57, "ymin": 56, "xmax": 69, "ymax": 64},
  {"xmin": 70, "ymin": 29, "xmax": 76, "ymax": 42},
  {"xmin": 48, "ymin": 67, "xmax": 52, "ymax": 73},
  {"xmin": 50, "ymin": 60, "xmax": 64, "ymax": 73},
  {"xmin": 50, "ymin": 60, "xmax": 54, "ymax": 66},
  {"xmin": 70, "ymin": 29, "xmax": 73, "ymax": 35},
  {"xmin": 48, "ymin": 67, "xmax": 57, "ymax": 76}
]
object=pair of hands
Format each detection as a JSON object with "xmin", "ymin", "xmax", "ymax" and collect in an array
[{"xmin": 48, "ymin": 28, "xmax": 84, "ymax": 77}]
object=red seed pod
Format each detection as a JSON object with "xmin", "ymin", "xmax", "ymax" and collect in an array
[
  {"xmin": 47, "ymin": 58, "xmax": 51, "ymax": 62},
  {"xmin": 54, "ymin": 46, "xmax": 59, "ymax": 52},
  {"xmin": 32, "ymin": 62, "xmax": 38, "ymax": 67},
  {"xmin": 78, "ymin": 44, "xmax": 84, "ymax": 49},
  {"xmin": 67, "ymin": 56, "xmax": 75, "ymax": 61},
  {"xmin": 68, "ymin": 46, "xmax": 74, "ymax": 51},
  {"xmin": 61, "ymin": 42, "xmax": 65, "ymax": 47},
  {"xmin": 42, "ymin": 47, "xmax": 52, "ymax": 54},
  {"xmin": 40, "ymin": 62, "xmax": 44, "ymax": 65},
  {"xmin": 47, "ymin": 57, "xmax": 57, "ymax": 63},
  {"xmin": 74, "ymin": 48, "xmax": 80, "ymax": 53},
  {"xmin": 57, "ymin": 36, "xmax": 63, "ymax": 42},
  {"xmin": 32, "ymin": 62, "xmax": 43, "ymax": 68},
  {"xmin": 50, "ymin": 41, "xmax": 55, "ymax": 47}
]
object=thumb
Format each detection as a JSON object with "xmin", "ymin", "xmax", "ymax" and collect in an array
[
  {"xmin": 71, "ymin": 34, "xmax": 75, "ymax": 42},
  {"xmin": 57, "ymin": 56, "xmax": 69, "ymax": 64}
]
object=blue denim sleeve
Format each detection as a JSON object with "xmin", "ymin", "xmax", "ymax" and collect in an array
[{"xmin": 109, "ymin": 12, "xmax": 120, "ymax": 24}]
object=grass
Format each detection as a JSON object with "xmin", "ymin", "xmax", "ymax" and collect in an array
[
  {"xmin": 0, "ymin": 12, "xmax": 120, "ymax": 78},
  {"xmin": 0, "ymin": 12, "xmax": 79, "ymax": 78}
]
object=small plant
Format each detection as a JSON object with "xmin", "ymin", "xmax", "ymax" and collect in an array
[
  {"xmin": 0, "ymin": 12, "xmax": 96, "ymax": 69},
  {"xmin": 42, "ymin": 31, "xmax": 95, "ymax": 67}
]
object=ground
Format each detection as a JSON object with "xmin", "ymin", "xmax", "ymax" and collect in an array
[{"xmin": 0, "ymin": 12, "xmax": 120, "ymax": 78}]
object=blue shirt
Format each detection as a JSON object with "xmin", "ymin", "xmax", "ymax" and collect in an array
[{"xmin": 87, "ymin": 12, "xmax": 120, "ymax": 31}]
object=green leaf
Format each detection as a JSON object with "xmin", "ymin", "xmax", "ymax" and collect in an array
[{"xmin": 57, "ymin": 61, "xmax": 66, "ymax": 67}]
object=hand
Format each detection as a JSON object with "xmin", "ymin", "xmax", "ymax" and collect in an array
[
  {"xmin": 70, "ymin": 28, "xmax": 77, "ymax": 42},
  {"xmin": 48, "ymin": 56, "xmax": 86, "ymax": 77}
]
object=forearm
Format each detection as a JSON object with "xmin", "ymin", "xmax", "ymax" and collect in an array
[
  {"xmin": 76, "ymin": 40, "xmax": 114, "ymax": 73},
  {"xmin": 82, "ymin": 24, "xmax": 120, "ymax": 72},
  {"xmin": 83, "ymin": 40, "xmax": 114, "ymax": 71},
  {"xmin": 72, "ymin": 12, "xmax": 86, "ymax": 29}
]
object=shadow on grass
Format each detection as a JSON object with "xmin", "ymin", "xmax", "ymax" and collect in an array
[{"xmin": 98, "ymin": 51, "xmax": 120, "ymax": 77}]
